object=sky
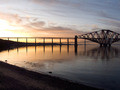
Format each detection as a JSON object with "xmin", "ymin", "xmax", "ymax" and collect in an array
[{"xmin": 0, "ymin": 0, "xmax": 120, "ymax": 37}]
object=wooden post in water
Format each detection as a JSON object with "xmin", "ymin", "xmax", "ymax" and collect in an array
[
  {"xmin": 8, "ymin": 37, "xmax": 9, "ymax": 41},
  {"xmin": 67, "ymin": 38, "xmax": 69, "ymax": 45}
]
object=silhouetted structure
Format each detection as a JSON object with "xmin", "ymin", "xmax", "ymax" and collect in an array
[
  {"xmin": 0, "ymin": 29, "xmax": 120, "ymax": 47},
  {"xmin": 79, "ymin": 29, "xmax": 120, "ymax": 47}
]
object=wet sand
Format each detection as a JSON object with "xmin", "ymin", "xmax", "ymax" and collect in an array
[{"xmin": 0, "ymin": 61, "xmax": 102, "ymax": 90}]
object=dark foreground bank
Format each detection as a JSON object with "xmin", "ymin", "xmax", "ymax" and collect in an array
[{"xmin": 0, "ymin": 61, "xmax": 102, "ymax": 90}]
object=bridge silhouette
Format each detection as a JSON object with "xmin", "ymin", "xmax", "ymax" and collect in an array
[
  {"xmin": 78, "ymin": 29, "xmax": 120, "ymax": 47},
  {"xmin": 0, "ymin": 29, "xmax": 120, "ymax": 47}
]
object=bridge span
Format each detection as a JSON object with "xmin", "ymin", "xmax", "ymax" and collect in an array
[
  {"xmin": 78, "ymin": 29, "xmax": 120, "ymax": 47},
  {"xmin": 0, "ymin": 29, "xmax": 120, "ymax": 47}
]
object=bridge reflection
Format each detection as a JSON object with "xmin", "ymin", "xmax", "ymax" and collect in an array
[
  {"xmin": 7, "ymin": 45, "xmax": 120, "ymax": 60},
  {"xmin": 80, "ymin": 46, "xmax": 119, "ymax": 60}
]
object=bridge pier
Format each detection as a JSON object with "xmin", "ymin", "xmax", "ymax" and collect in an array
[
  {"xmin": 100, "ymin": 43, "xmax": 111, "ymax": 47},
  {"xmin": 84, "ymin": 39, "xmax": 86, "ymax": 45},
  {"xmin": 100, "ymin": 44, "xmax": 107, "ymax": 47},
  {"xmin": 35, "ymin": 38, "xmax": 36, "ymax": 45},
  {"xmin": 26, "ymin": 38, "xmax": 28, "ymax": 45},
  {"xmin": 8, "ymin": 37, "xmax": 9, "ymax": 41},
  {"xmin": 100, "ymin": 44, "xmax": 103, "ymax": 47},
  {"xmin": 109, "ymin": 44, "xmax": 111, "ymax": 47},
  {"xmin": 104, "ymin": 44, "xmax": 107, "ymax": 47},
  {"xmin": 74, "ymin": 36, "xmax": 78, "ymax": 55},
  {"xmin": 67, "ymin": 38, "xmax": 69, "ymax": 45},
  {"xmin": 17, "ymin": 38, "xmax": 19, "ymax": 42},
  {"xmin": 43, "ymin": 38, "xmax": 45, "ymax": 45},
  {"xmin": 52, "ymin": 38, "xmax": 53, "ymax": 45},
  {"xmin": 75, "ymin": 35, "xmax": 78, "ymax": 46},
  {"xmin": 60, "ymin": 38, "xmax": 62, "ymax": 45}
]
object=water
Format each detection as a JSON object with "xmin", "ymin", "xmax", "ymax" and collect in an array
[{"xmin": 0, "ymin": 45, "xmax": 120, "ymax": 90}]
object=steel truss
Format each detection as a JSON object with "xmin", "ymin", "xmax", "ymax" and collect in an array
[{"xmin": 78, "ymin": 29, "xmax": 120, "ymax": 46}]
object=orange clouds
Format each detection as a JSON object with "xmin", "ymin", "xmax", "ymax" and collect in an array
[{"xmin": 0, "ymin": 12, "xmax": 82, "ymax": 37}]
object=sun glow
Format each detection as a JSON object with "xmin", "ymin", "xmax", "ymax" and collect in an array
[
  {"xmin": 0, "ymin": 19, "xmax": 18, "ymax": 30},
  {"xmin": 0, "ymin": 19, "xmax": 28, "ymax": 37}
]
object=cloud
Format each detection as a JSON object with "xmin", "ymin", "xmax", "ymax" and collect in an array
[
  {"xmin": 98, "ymin": 11, "xmax": 120, "ymax": 21},
  {"xmin": 45, "ymin": 26, "xmax": 82, "ymax": 36},
  {"xmin": 0, "ymin": 12, "xmax": 30, "ymax": 27},
  {"xmin": 0, "ymin": 11, "xmax": 81, "ymax": 36},
  {"xmin": 45, "ymin": 26, "xmax": 73, "ymax": 31},
  {"xmin": 22, "ymin": 24, "xmax": 82, "ymax": 37},
  {"xmin": 99, "ymin": 19, "xmax": 120, "ymax": 28},
  {"xmin": 31, "ymin": 0, "xmax": 120, "ymax": 23},
  {"xmin": 32, "ymin": 0, "xmax": 81, "ymax": 7},
  {"xmin": 32, "ymin": 0, "xmax": 60, "ymax": 4},
  {"xmin": 0, "ymin": 13, "xmax": 21, "ymax": 24},
  {"xmin": 0, "ymin": 12, "xmax": 45, "ymax": 28},
  {"xmin": 98, "ymin": 19, "xmax": 120, "ymax": 32},
  {"xmin": 26, "ymin": 21, "xmax": 45, "ymax": 29}
]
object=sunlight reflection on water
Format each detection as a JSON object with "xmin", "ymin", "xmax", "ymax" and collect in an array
[{"xmin": 0, "ymin": 45, "xmax": 120, "ymax": 90}]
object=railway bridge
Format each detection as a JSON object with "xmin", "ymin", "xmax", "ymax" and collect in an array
[
  {"xmin": 0, "ymin": 29, "xmax": 120, "ymax": 47},
  {"xmin": 78, "ymin": 29, "xmax": 120, "ymax": 47}
]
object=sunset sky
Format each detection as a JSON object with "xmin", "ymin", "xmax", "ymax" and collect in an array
[{"xmin": 0, "ymin": 0, "xmax": 120, "ymax": 37}]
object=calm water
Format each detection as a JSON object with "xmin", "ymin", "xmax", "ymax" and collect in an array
[{"xmin": 0, "ymin": 45, "xmax": 120, "ymax": 90}]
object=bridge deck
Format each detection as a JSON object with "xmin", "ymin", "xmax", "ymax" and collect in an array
[{"xmin": 0, "ymin": 29, "xmax": 120, "ymax": 47}]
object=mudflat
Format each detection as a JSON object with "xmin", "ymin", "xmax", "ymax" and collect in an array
[{"xmin": 0, "ymin": 61, "xmax": 101, "ymax": 90}]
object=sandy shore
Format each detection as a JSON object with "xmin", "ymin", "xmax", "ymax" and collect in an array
[{"xmin": 0, "ymin": 61, "xmax": 101, "ymax": 90}]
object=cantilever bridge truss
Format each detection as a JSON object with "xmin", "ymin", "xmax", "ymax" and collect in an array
[{"xmin": 78, "ymin": 29, "xmax": 120, "ymax": 46}]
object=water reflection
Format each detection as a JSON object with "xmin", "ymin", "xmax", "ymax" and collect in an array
[
  {"xmin": 82, "ymin": 46, "xmax": 119, "ymax": 60},
  {"xmin": 60, "ymin": 45, "xmax": 61, "ymax": 53},
  {"xmin": 15, "ymin": 45, "xmax": 73, "ymax": 54},
  {"xmin": 14, "ymin": 45, "xmax": 120, "ymax": 61},
  {"xmin": 1, "ymin": 45, "xmax": 120, "ymax": 89}
]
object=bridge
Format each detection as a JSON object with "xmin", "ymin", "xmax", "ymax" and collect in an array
[
  {"xmin": 0, "ymin": 29, "xmax": 120, "ymax": 47},
  {"xmin": 78, "ymin": 29, "xmax": 120, "ymax": 47}
]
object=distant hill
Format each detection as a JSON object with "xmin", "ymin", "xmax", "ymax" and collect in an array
[{"xmin": 0, "ymin": 39, "xmax": 21, "ymax": 47}]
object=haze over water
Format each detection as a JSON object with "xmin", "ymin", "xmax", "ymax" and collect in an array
[{"xmin": 0, "ymin": 45, "xmax": 120, "ymax": 90}]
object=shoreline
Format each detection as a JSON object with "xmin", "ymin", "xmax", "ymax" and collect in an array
[{"xmin": 0, "ymin": 61, "xmax": 101, "ymax": 90}]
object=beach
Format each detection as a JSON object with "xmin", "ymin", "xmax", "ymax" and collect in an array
[{"xmin": 0, "ymin": 61, "xmax": 100, "ymax": 90}]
